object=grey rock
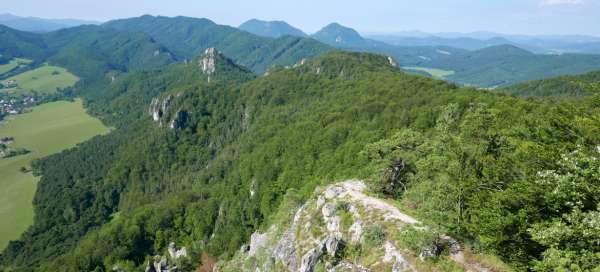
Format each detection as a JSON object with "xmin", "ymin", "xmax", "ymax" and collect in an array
[
  {"xmin": 321, "ymin": 203, "xmax": 335, "ymax": 218},
  {"xmin": 169, "ymin": 110, "xmax": 188, "ymax": 130},
  {"xmin": 274, "ymin": 227, "xmax": 299, "ymax": 271},
  {"xmin": 324, "ymin": 235, "xmax": 344, "ymax": 257},
  {"xmin": 249, "ymin": 232, "xmax": 269, "ymax": 256},
  {"xmin": 199, "ymin": 48, "xmax": 217, "ymax": 75},
  {"xmin": 299, "ymin": 246, "xmax": 324, "ymax": 272}
]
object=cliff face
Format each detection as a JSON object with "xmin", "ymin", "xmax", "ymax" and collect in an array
[{"xmin": 218, "ymin": 180, "xmax": 499, "ymax": 272}]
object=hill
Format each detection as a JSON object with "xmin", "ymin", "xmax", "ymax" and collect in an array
[
  {"xmin": 104, "ymin": 15, "xmax": 331, "ymax": 73},
  {"xmin": 1, "ymin": 50, "xmax": 598, "ymax": 271},
  {"xmin": 0, "ymin": 13, "xmax": 99, "ymax": 33},
  {"xmin": 239, "ymin": 19, "xmax": 306, "ymax": 38},
  {"xmin": 0, "ymin": 25, "xmax": 48, "ymax": 61},
  {"xmin": 500, "ymin": 69, "xmax": 600, "ymax": 98},
  {"xmin": 428, "ymin": 45, "xmax": 600, "ymax": 87},
  {"xmin": 310, "ymin": 23, "xmax": 466, "ymax": 68},
  {"xmin": 367, "ymin": 31, "xmax": 600, "ymax": 54},
  {"xmin": 311, "ymin": 23, "xmax": 600, "ymax": 87}
]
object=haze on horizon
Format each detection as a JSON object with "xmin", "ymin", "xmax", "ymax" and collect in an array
[{"xmin": 2, "ymin": 0, "xmax": 600, "ymax": 36}]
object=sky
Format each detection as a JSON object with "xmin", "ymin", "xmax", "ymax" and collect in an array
[{"xmin": 3, "ymin": 0, "xmax": 600, "ymax": 36}]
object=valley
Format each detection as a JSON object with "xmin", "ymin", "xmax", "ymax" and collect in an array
[
  {"xmin": 1, "ymin": 64, "xmax": 78, "ymax": 94},
  {"xmin": 0, "ymin": 99, "xmax": 109, "ymax": 249},
  {"xmin": 0, "ymin": 8, "xmax": 598, "ymax": 272},
  {"xmin": 401, "ymin": 66, "xmax": 455, "ymax": 79}
]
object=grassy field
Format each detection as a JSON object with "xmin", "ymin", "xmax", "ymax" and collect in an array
[
  {"xmin": 402, "ymin": 66, "xmax": 455, "ymax": 79},
  {"xmin": 1, "ymin": 64, "xmax": 79, "ymax": 94},
  {"xmin": 0, "ymin": 58, "xmax": 32, "ymax": 76},
  {"xmin": 0, "ymin": 99, "xmax": 110, "ymax": 249}
]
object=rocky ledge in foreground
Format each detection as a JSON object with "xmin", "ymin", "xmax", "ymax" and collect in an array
[{"xmin": 218, "ymin": 180, "xmax": 499, "ymax": 272}]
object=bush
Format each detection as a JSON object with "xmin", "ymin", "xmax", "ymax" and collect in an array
[{"xmin": 363, "ymin": 225, "xmax": 386, "ymax": 248}]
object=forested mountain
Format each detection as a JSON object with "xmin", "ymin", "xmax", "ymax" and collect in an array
[
  {"xmin": 311, "ymin": 23, "xmax": 600, "ymax": 87},
  {"xmin": 366, "ymin": 34, "xmax": 527, "ymax": 51},
  {"xmin": 239, "ymin": 19, "xmax": 307, "ymax": 38},
  {"xmin": 0, "ymin": 13, "xmax": 99, "ymax": 33},
  {"xmin": 0, "ymin": 25, "xmax": 48, "ymax": 61},
  {"xmin": 424, "ymin": 45, "xmax": 600, "ymax": 87},
  {"xmin": 103, "ymin": 15, "xmax": 331, "ymax": 73},
  {"xmin": 501, "ymin": 69, "xmax": 600, "ymax": 98},
  {"xmin": 367, "ymin": 31, "xmax": 600, "ymax": 54},
  {"xmin": 1, "ymin": 48, "xmax": 598, "ymax": 271}
]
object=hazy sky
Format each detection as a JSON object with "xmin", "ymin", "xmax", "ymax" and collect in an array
[{"xmin": 3, "ymin": 0, "xmax": 600, "ymax": 36}]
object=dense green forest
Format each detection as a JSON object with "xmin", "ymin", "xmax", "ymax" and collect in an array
[
  {"xmin": 309, "ymin": 22, "xmax": 600, "ymax": 88},
  {"xmin": 103, "ymin": 15, "xmax": 332, "ymax": 73},
  {"xmin": 1, "ymin": 50, "xmax": 598, "ymax": 271},
  {"xmin": 501, "ymin": 69, "xmax": 600, "ymax": 98}
]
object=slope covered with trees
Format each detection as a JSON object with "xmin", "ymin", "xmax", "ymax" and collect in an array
[
  {"xmin": 103, "ymin": 15, "xmax": 332, "ymax": 73},
  {"xmin": 238, "ymin": 19, "xmax": 307, "ymax": 38},
  {"xmin": 501, "ymin": 69, "xmax": 600, "ymax": 99},
  {"xmin": 1, "ymin": 50, "xmax": 598, "ymax": 271},
  {"xmin": 311, "ymin": 23, "xmax": 600, "ymax": 88}
]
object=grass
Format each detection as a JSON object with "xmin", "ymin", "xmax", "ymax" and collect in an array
[
  {"xmin": 1, "ymin": 63, "xmax": 79, "ymax": 94},
  {"xmin": 402, "ymin": 66, "xmax": 455, "ymax": 79},
  {"xmin": 0, "ymin": 99, "xmax": 110, "ymax": 249},
  {"xmin": 0, "ymin": 58, "xmax": 32, "ymax": 76}
]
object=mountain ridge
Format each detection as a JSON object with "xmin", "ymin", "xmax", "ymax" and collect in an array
[{"xmin": 239, "ymin": 19, "xmax": 307, "ymax": 38}]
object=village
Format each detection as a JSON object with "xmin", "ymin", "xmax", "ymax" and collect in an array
[{"xmin": 0, "ymin": 94, "xmax": 36, "ymax": 119}]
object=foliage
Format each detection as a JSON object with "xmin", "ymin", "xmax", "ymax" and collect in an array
[
  {"xmin": 363, "ymin": 225, "xmax": 386, "ymax": 248},
  {"xmin": 1, "ymin": 51, "xmax": 599, "ymax": 272},
  {"xmin": 501, "ymin": 69, "xmax": 600, "ymax": 99},
  {"xmin": 104, "ymin": 15, "xmax": 332, "ymax": 73},
  {"xmin": 526, "ymin": 148, "xmax": 600, "ymax": 271}
]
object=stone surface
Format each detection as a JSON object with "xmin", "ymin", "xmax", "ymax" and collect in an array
[{"xmin": 199, "ymin": 48, "xmax": 218, "ymax": 75}]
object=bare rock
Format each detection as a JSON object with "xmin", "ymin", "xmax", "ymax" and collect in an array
[
  {"xmin": 199, "ymin": 48, "xmax": 218, "ymax": 75},
  {"xmin": 299, "ymin": 246, "xmax": 324, "ymax": 272}
]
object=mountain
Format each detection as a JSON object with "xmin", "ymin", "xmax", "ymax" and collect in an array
[
  {"xmin": 366, "ymin": 34, "xmax": 533, "ymax": 51},
  {"xmin": 500, "ymin": 69, "xmax": 600, "ymax": 98},
  {"xmin": 312, "ymin": 23, "xmax": 600, "ymax": 87},
  {"xmin": 311, "ymin": 23, "xmax": 467, "ymax": 67},
  {"xmin": 1, "ymin": 50, "xmax": 599, "ymax": 271},
  {"xmin": 0, "ymin": 24, "xmax": 48, "ymax": 61},
  {"xmin": 424, "ymin": 44, "xmax": 600, "ymax": 87},
  {"xmin": 0, "ymin": 13, "xmax": 100, "ymax": 33},
  {"xmin": 42, "ymin": 25, "xmax": 176, "ymax": 78},
  {"xmin": 312, "ymin": 23, "xmax": 373, "ymax": 48},
  {"xmin": 239, "ymin": 19, "xmax": 306, "ymax": 38},
  {"xmin": 367, "ymin": 31, "xmax": 600, "ymax": 54},
  {"xmin": 104, "ymin": 15, "xmax": 331, "ymax": 73}
]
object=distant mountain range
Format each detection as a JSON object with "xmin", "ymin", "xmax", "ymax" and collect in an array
[
  {"xmin": 0, "ymin": 13, "xmax": 100, "ymax": 32},
  {"xmin": 366, "ymin": 31, "xmax": 600, "ymax": 54},
  {"xmin": 239, "ymin": 19, "xmax": 306, "ymax": 38},
  {"xmin": 3, "ymin": 15, "xmax": 600, "ymax": 88}
]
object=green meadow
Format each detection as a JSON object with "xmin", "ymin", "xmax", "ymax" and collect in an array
[
  {"xmin": 1, "ymin": 64, "xmax": 79, "ymax": 94},
  {"xmin": 402, "ymin": 66, "xmax": 455, "ymax": 79},
  {"xmin": 0, "ymin": 58, "xmax": 32, "ymax": 76},
  {"xmin": 0, "ymin": 99, "xmax": 110, "ymax": 249}
]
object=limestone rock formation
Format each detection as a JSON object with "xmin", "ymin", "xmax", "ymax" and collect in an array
[
  {"xmin": 199, "ymin": 48, "xmax": 218, "ymax": 75},
  {"xmin": 218, "ymin": 180, "xmax": 496, "ymax": 272}
]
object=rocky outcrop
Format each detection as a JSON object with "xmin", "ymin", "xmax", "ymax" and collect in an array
[
  {"xmin": 149, "ymin": 96, "xmax": 189, "ymax": 130},
  {"xmin": 149, "ymin": 95, "xmax": 173, "ymax": 127},
  {"xmin": 145, "ymin": 242, "xmax": 188, "ymax": 272},
  {"xmin": 169, "ymin": 110, "xmax": 188, "ymax": 130},
  {"xmin": 219, "ymin": 180, "xmax": 495, "ymax": 272},
  {"xmin": 199, "ymin": 48, "xmax": 218, "ymax": 75}
]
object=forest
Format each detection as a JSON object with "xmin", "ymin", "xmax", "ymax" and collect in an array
[{"xmin": 0, "ymin": 50, "xmax": 598, "ymax": 271}]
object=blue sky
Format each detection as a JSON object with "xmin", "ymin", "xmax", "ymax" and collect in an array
[{"xmin": 3, "ymin": 0, "xmax": 600, "ymax": 36}]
